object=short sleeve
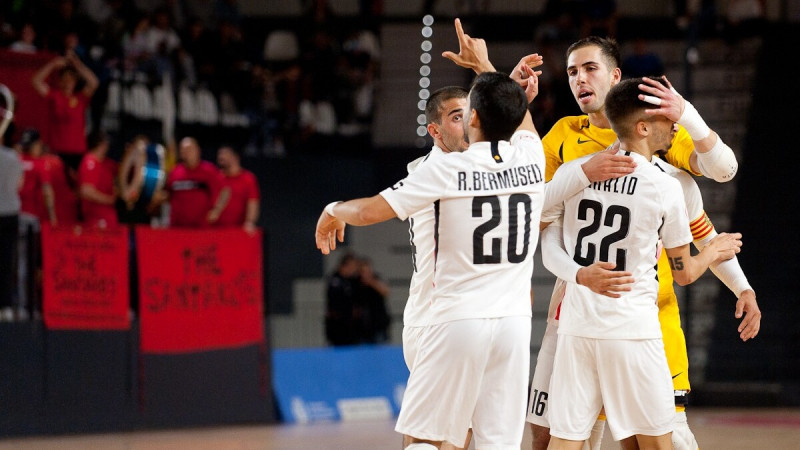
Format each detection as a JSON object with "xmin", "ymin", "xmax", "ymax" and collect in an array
[
  {"xmin": 380, "ymin": 157, "xmax": 449, "ymax": 221},
  {"xmin": 659, "ymin": 177, "xmax": 693, "ymax": 249},
  {"xmin": 247, "ymin": 172, "xmax": 260, "ymax": 200},
  {"xmin": 78, "ymin": 157, "xmax": 100, "ymax": 186}
]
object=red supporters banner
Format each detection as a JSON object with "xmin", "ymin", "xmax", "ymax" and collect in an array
[
  {"xmin": 135, "ymin": 227, "xmax": 265, "ymax": 353},
  {"xmin": 41, "ymin": 225, "xmax": 131, "ymax": 330}
]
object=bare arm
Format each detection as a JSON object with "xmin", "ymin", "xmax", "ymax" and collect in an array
[
  {"xmin": 441, "ymin": 18, "xmax": 539, "ymax": 135},
  {"xmin": 244, "ymin": 199, "xmax": 259, "ymax": 232},
  {"xmin": 665, "ymin": 232, "xmax": 742, "ymax": 286},
  {"xmin": 42, "ymin": 183, "xmax": 57, "ymax": 225},
  {"xmin": 315, "ymin": 195, "xmax": 397, "ymax": 255},
  {"xmin": 66, "ymin": 51, "xmax": 99, "ymax": 97},
  {"xmin": 80, "ymin": 183, "xmax": 116, "ymax": 205},
  {"xmin": 207, "ymin": 186, "xmax": 231, "ymax": 224},
  {"xmin": 32, "ymin": 57, "xmax": 66, "ymax": 97}
]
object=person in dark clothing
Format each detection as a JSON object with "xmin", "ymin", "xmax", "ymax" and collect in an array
[{"xmin": 324, "ymin": 252, "xmax": 361, "ymax": 346}]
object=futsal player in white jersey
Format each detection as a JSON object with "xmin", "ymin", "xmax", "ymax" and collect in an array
[
  {"xmin": 402, "ymin": 86, "xmax": 470, "ymax": 372},
  {"xmin": 316, "ymin": 62, "xmax": 545, "ymax": 447},
  {"xmin": 542, "ymin": 77, "xmax": 743, "ymax": 450},
  {"xmin": 401, "ymin": 85, "xmax": 473, "ymax": 450}
]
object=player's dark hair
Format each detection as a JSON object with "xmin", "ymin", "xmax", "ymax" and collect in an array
[
  {"xmin": 605, "ymin": 77, "xmax": 668, "ymax": 139},
  {"xmin": 468, "ymin": 72, "xmax": 527, "ymax": 142},
  {"xmin": 425, "ymin": 86, "xmax": 468, "ymax": 124},
  {"xmin": 566, "ymin": 36, "xmax": 621, "ymax": 69}
]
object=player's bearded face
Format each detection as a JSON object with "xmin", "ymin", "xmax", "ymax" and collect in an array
[{"xmin": 653, "ymin": 120, "xmax": 676, "ymax": 156}]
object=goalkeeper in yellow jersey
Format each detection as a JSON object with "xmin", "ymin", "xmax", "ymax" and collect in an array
[{"xmin": 526, "ymin": 36, "xmax": 762, "ymax": 450}]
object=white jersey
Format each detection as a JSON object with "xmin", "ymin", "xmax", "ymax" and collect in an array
[
  {"xmin": 381, "ymin": 130, "xmax": 546, "ymax": 325},
  {"xmin": 544, "ymin": 150, "xmax": 692, "ymax": 339},
  {"xmin": 652, "ymin": 157, "xmax": 704, "ymax": 221},
  {"xmin": 404, "ymin": 145, "xmax": 445, "ymax": 327}
]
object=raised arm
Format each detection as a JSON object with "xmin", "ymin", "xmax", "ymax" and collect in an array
[
  {"xmin": 32, "ymin": 57, "xmax": 67, "ymax": 97},
  {"xmin": 66, "ymin": 51, "xmax": 99, "ymax": 97},
  {"xmin": 441, "ymin": 18, "xmax": 540, "ymax": 135}
]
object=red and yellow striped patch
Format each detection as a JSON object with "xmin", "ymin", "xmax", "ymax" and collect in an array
[{"xmin": 690, "ymin": 211, "xmax": 714, "ymax": 240}]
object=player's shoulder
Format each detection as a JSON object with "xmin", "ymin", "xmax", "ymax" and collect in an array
[
  {"xmin": 406, "ymin": 147, "xmax": 442, "ymax": 174},
  {"xmin": 549, "ymin": 115, "xmax": 588, "ymax": 132}
]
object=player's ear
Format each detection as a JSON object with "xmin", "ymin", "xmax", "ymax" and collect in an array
[
  {"xmin": 469, "ymin": 108, "xmax": 480, "ymax": 129},
  {"xmin": 426, "ymin": 122, "xmax": 440, "ymax": 140},
  {"xmin": 636, "ymin": 120, "xmax": 649, "ymax": 136}
]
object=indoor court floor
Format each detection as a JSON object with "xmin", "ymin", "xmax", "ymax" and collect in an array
[{"xmin": 0, "ymin": 408, "xmax": 798, "ymax": 449}]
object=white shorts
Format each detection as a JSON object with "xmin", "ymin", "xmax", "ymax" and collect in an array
[
  {"xmin": 526, "ymin": 320, "xmax": 557, "ymax": 427},
  {"xmin": 548, "ymin": 334, "xmax": 675, "ymax": 442},
  {"xmin": 402, "ymin": 325, "xmax": 425, "ymax": 371},
  {"xmin": 395, "ymin": 316, "xmax": 531, "ymax": 449}
]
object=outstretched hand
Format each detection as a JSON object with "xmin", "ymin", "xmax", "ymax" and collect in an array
[
  {"xmin": 441, "ymin": 18, "xmax": 494, "ymax": 73},
  {"xmin": 315, "ymin": 210, "xmax": 346, "ymax": 255}
]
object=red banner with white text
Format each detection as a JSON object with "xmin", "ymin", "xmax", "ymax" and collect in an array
[
  {"xmin": 135, "ymin": 226, "xmax": 265, "ymax": 353},
  {"xmin": 41, "ymin": 225, "xmax": 130, "ymax": 330}
]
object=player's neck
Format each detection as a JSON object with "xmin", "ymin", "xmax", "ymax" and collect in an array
[
  {"xmin": 588, "ymin": 111, "xmax": 612, "ymax": 130},
  {"xmin": 619, "ymin": 141, "xmax": 655, "ymax": 160}
]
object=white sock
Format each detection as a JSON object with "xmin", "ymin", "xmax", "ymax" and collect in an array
[
  {"xmin": 405, "ymin": 444, "xmax": 438, "ymax": 450},
  {"xmin": 583, "ymin": 418, "xmax": 605, "ymax": 450},
  {"xmin": 672, "ymin": 411, "xmax": 699, "ymax": 450}
]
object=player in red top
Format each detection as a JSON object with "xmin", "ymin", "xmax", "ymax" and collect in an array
[
  {"xmin": 162, "ymin": 137, "xmax": 224, "ymax": 228},
  {"xmin": 78, "ymin": 130, "xmax": 118, "ymax": 228},
  {"xmin": 210, "ymin": 145, "xmax": 260, "ymax": 232},
  {"xmin": 31, "ymin": 51, "xmax": 99, "ymax": 171}
]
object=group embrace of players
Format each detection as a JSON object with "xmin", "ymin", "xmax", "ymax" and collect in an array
[{"xmin": 315, "ymin": 18, "xmax": 761, "ymax": 450}]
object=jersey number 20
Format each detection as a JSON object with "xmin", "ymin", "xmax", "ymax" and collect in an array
[
  {"xmin": 573, "ymin": 199, "xmax": 631, "ymax": 270},
  {"xmin": 472, "ymin": 194, "xmax": 532, "ymax": 264}
]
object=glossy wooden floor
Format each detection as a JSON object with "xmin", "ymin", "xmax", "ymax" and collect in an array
[{"xmin": 0, "ymin": 408, "xmax": 798, "ymax": 449}]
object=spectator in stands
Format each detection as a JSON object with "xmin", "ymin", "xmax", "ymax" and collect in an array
[
  {"xmin": 212, "ymin": 145, "xmax": 260, "ymax": 232},
  {"xmin": 579, "ymin": 0, "xmax": 618, "ymax": 38},
  {"xmin": 31, "ymin": 51, "xmax": 99, "ymax": 171},
  {"xmin": 40, "ymin": 0, "xmax": 93, "ymax": 54},
  {"xmin": 121, "ymin": 13, "xmax": 152, "ymax": 73},
  {"xmin": 78, "ymin": 129, "xmax": 118, "ymax": 228},
  {"xmin": 144, "ymin": 7, "xmax": 181, "ymax": 80},
  {"xmin": 9, "ymin": 22, "xmax": 37, "ymax": 53},
  {"xmin": 355, "ymin": 257, "xmax": 391, "ymax": 343},
  {"xmin": 0, "ymin": 123, "xmax": 24, "ymax": 322},
  {"xmin": 159, "ymin": 136, "xmax": 223, "ymax": 228},
  {"xmin": 325, "ymin": 252, "xmax": 362, "ymax": 346},
  {"xmin": 17, "ymin": 128, "xmax": 56, "ymax": 225},
  {"xmin": 621, "ymin": 37, "xmax": 665, "ymax": 79},
  {"xmin": 42, "ymin": 141, "xmax": 80, "ymax": 227}
]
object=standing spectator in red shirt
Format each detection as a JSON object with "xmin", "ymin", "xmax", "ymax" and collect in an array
[
  {"xmin": 17, "ymin": 128, "xmax": 56, "ymax": 224},
  {"xmin": 212, "ymin": 145, "xmax": 260, "ymax": 232},
  {"xmin": 78, "ymin": 130, "xmax": 118, "ymax": 228},
  {"xmin": 162, "ymin": 136, "xmax": 223, "ymax": 228},
  {"xmin": 31, "ymin": 51, "xmax": 99, "ymax": 171},
  {"xmin": 42, "ymin": 148, "xmax": 80, "ymax": 226}
]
